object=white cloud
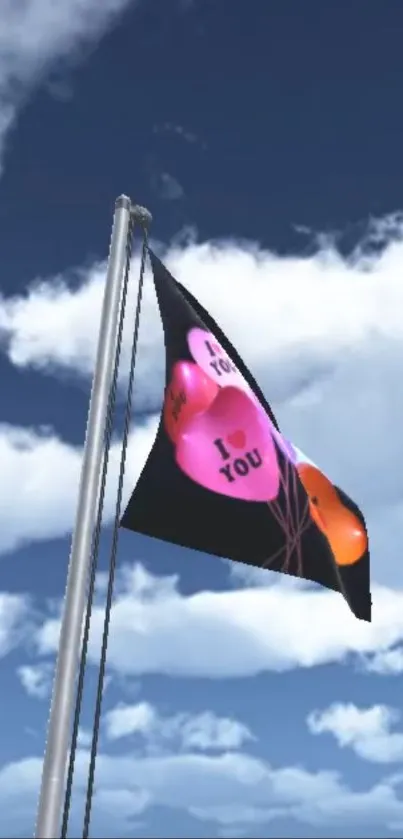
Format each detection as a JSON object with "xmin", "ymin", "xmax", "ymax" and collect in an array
[
  {"xmin": 77, "ymin": 727, "xmax": 93, "ymax": 748},
  {"xmin": 0, "ymin": 0, "xmax": 138, "ymax": 171},
  {"xmin": 0, "ymin": 592, "xmax": 31, "ymax": 657},
  {"xmin": 1, "ymin": 219, "xmax": 403, "ymax": 586},
  {"xmin": 105, "ymin": 701, "xmax": 155, "ymax": 739},
  {"xmin": 366, "ymin": 647, "xmax": 403, "ymax": 676},
  {"xmin": 153, "ymin": 171, "xmax": 185, "ymax": 201},
  {"xmin": 104, "ymin": 701, "xmax": 254, "ymax": 751},
  {"xmin": 0, "ymin": 418, "xmax": 157, "ymax": 555},
  {"xmin": 228, "ymin": 560, "xmax": 313, "ymax": 590},
  {"xmin": 17, "ymin": 662, "xmax": 53, "ymax": 699},
  {"xmin": 34, "ymin": 563, "xmax": 403, "ymax": 678},
  {"xmin": 178, "ymin": 712, "xmax": 253, "ymax": 752},
  {"xmin": 2, "ymin": 745, "xmax": 403, "ymax": 836},
  {"xmin": 308, "ymin": 703, "xmax": 403, "ymax": 764}
]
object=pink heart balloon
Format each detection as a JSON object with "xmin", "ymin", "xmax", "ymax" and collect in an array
[
  {"xmin": 175, "ymin": 386, "xmax": 280, "ymax": 502},
  {"xmin": 163, "ymin": 361, "xmax": 219, "ymax": 444},
  {"xmin": 187, "ymin": 327, "xmax": 252, "ymax": 393}
]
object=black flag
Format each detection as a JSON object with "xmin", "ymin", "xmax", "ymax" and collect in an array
[{"xmin": 121, "ymin": 251, "xmax": 371, "ymax": 622}]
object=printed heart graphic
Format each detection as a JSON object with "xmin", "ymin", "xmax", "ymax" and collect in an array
[
  {"xmin": 227, "ymin": 430, "xmax": 246, "ymax": 449},
  {"xmin": 297, "ymin": 462, "xmax": 368, "ymax": 566},
  {"xmin": 163, "ymin": 361, "xmax": 219, "ymax": 444},
  {"xmin": 175, "ymin": 386, "xmax": 280, "ymax": 501}
]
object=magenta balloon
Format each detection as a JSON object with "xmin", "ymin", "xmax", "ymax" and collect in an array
[
  {"xmin": 187, "ymin": 326, "xmax": 251, "ymax": 392},
  {"xmin": 176, "ymin": 386, "xmax": 280, "ymax": 501}
]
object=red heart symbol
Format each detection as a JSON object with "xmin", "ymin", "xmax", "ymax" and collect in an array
[
  {"xmin": 227, "ymin": 430, "xmax": 246, "ymax": 449},
  {"xmin": 163, "ymin": 361, "xmax": 219, "ymax": 444}
]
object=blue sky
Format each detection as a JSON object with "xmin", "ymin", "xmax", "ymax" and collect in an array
[{"xmin": 1, "ymin": 0, "xmax": 403, "ymax": 836}]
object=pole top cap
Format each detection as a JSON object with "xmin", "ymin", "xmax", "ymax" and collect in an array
[{"xmin": 115, "ymin": 194, "xmax": 132, "ymax": 211}]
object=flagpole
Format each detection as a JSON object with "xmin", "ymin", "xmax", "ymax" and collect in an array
[{"xmin": 35, "ymin": 195, "xmax": 134, "ymax": 839}]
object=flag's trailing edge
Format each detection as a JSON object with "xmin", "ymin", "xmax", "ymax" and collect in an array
[{"xmin": 121, "ymin": 250, "xmax": 371, "ymax": 622}]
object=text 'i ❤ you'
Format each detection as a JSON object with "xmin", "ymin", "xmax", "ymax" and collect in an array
[
  {"xmin": 204, "ymin": 339, "xmax": 238, "ymax": 378},
  {"xmin": 213, "ymin": 434, "xmax": 263, "ymax": 484}
]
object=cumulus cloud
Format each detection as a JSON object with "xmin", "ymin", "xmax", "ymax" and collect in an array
[
  {"xmin": 0, "ymin": 0, "xmax": 138, "ymax": 170},
  {"xmin": 0, "ymin": 418, "xmax": 157, "ymax": 555},
  {"xmin": 2, "ymin": 744, "xmax": 403, "ymax": 836},
  {"xmin": 0, "ymin": 219, "xmax": 402, "ymax": 586},
  {"xmin": 32, "ymin": 563, "xmax": 403, "ymax": 678},
  {"xmin": 104, "ymin": 701, "xmax": 254, "ymax": 751},
  {"xmin": 308, "ymin": 702, "xmax": 403, "ymax": 764}
]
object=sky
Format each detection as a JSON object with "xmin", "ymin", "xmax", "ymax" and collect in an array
[{"xmin": 0, "ymin": 0, "xmax": 403, "ymax": 836}]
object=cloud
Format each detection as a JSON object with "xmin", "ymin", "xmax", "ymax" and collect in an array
[
  {"xmin": 104, "ymin": 701, "xmax": 254, "ymax": 751},
  {"xmin": 0, "ymin": 217, "xmax": 402, "ymax": 585},
  {"xmin": 154, "ymin": 122, "xmax": 200, "ymax": 145},
  {"xmin": 33, "ymin": 562, "xmax": 403, "ymax": 679},
  {"xmin": 308, "ymin": 703, "xmax": 403, "ymax": 764},
  {"xmin": 3, "ymin": 744, "xmax": 403, "ymax": 836},
  {"xmin": 105, "ymin": 701, "xmax": 155, "ymax": 740},
  {"xmin": 17, "ymin": 662, "xmax": 53, "ymax": 699},
  {"xmin": 0, "ymin": 0, "xmax": 138, "ymax": 171},
  {"xmin": 0, "ymin": 418, "xmax": 157, "ymax": 556},
  {"xmin": 366, "ymin": 647, "xmax": 403, "ymax": 676},
  {"xmin": 77, "ymin": 727, "xmax": 94, "ymax": 748},
  {"xmin": 228, "ymin": 560, "xmax": 311, "ymax": 590},
  {"xmin": 153, "ymin": 172, "xmax": 185, "ymax": 201},
  {"xmin": 0, "ymin": 592, "xmax": 32, "ymax": 657}
]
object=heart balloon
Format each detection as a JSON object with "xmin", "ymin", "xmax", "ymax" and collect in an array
[
  {"xmin": 187, "ymin": 327, "xmax": 252, "ymax": 393},
  {"xmin": 175, "ymin": 385, "xmax": 280, "ymax": 501},
  {"xmin": 297, "ymin": 462, "xmax": 368, "ymax": 566},
  {"xmin": 163, "ymin": 361, "xmax": 219, "ymax": 443}
]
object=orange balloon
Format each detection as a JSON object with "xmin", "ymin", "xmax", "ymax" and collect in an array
[{"xmin": 297, "ymin": 463, "xmax": 367, "ymax": 566}]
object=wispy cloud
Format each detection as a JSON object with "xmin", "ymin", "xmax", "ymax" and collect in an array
[
  {"xmin": 152, "ymin": 171, "xmax": 185, "ymax": 201},
  {"xmin": 17, "ymin": 662, "xmax": 53, "ymax": 699},
  {"xmin": 153, "ymin": 122, "xmax": 202, "ymax": 146},
  {"xmin": 0, "ymin": 592, "xmax": 32, "ymax": 657},
  {"xmin": 0, "ymin": 0, "xmax": 138, "ymax": 173}
]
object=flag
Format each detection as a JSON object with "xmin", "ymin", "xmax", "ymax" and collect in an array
[{"xmin": 121, "ymin": 251, "xmax": 371, "ymax": 621}]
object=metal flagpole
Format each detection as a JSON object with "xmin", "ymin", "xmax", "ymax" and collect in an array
[{"xmin": 35, "ymin": 195, "xmax": 134, "ymax": 839}]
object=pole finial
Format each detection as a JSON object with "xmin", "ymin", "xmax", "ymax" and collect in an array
[{"xmin": 115, "ymin": 194, "xmax": 132, "ymax": 211}]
